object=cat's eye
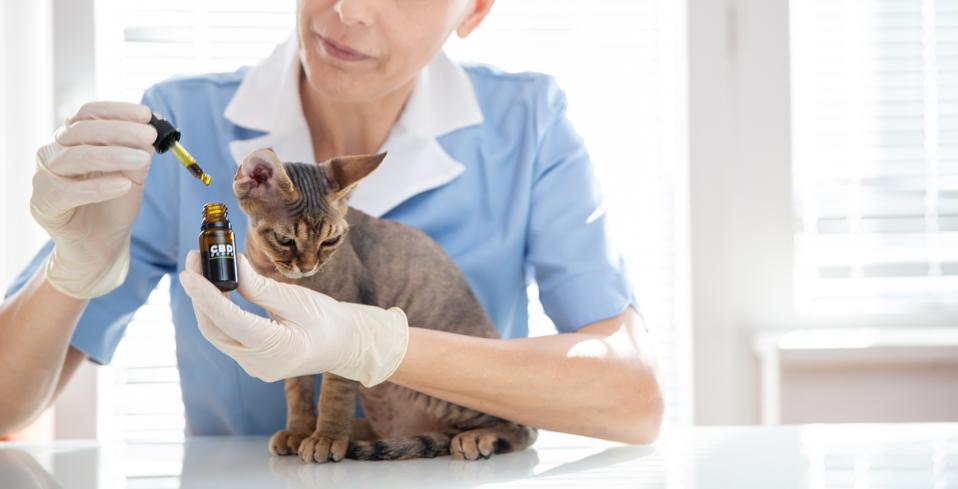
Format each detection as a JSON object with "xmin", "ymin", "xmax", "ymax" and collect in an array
[
  {"xmin": 323, "ymin": 235, "xmax": 343, "ymax": 247},
  {"xmin": 273, "ymin": 232, "xmax": 294, "ymax": 246}
]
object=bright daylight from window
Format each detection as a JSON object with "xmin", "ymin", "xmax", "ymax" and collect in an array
[{"xmin": 2, "ymin": 0, "xmax": 956, "ymax": 487}]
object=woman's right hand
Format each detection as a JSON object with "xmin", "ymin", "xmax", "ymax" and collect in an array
[{"xmin": 29, "ymin": 101, "xmax": 157, "ymax": 299}]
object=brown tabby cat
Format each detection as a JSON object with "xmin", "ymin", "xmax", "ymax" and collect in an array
[{"xmin": 232, "ymin": 148, "xmax": 537, "ymax": 462}]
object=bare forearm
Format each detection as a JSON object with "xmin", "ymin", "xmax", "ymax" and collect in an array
[
  {"xmin": 388, "ymin": 308, "xmax": 663, "ymax": 444},
  {"xmin": 0, "ymin": 267, "xmax": 87, "ymax": 433}
]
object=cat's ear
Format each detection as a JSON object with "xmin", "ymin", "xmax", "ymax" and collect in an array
[
  {"xmin": 322, "ymin": 152, "xmax": 387, "ymax": 199},
  {"xmin": 233, "ymin": 148, "xmax": 298, "ymax": 205}
]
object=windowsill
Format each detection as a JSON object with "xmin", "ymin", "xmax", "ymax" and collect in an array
[{"xmin": 754, "ymin": 326, "xmax": 958, "ymax": 368}]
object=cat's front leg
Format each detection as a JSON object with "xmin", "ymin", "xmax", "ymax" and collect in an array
[
  {"xmin": 299, "ymin": 373, "xmax": 357, "ymax": 463},
  {"xmin": 269, "ymin": 376, "xmax": 317, "ymax": 456}
]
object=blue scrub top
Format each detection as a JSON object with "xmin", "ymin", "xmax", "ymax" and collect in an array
[{"xmin": 5, "ymin": 63, "xmax": 638, "ymax": 436}]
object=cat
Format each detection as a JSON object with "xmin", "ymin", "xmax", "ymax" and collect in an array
[{"xmin": 232, "ymin": 147, "xmax": 537, "ymax": 462}]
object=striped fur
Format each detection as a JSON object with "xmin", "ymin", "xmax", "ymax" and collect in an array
[
  {"xmin": 345, "ymin": 422, "xmax": 538, "ymax": 461},
  {"xmin": 347, "ymin": 431, "xmax": 460, "ymax": 461},
  {"xmin": 283, "ymin": 162, "xmax": 333, "ymax": 218}
]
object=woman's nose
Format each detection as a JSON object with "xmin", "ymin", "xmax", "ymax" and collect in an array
[{"xmin": 334, "ymin": 0, "xmax": 375, "ymax": 27}]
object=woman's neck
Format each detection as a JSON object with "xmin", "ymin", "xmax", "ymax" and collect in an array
[{"xmin": 299, "ymin": 70, "xmax": 415, "ymax": 160}]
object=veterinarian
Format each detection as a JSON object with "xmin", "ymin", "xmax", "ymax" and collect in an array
[{"xmin": 0, "ymin": 0, "xmax": 662, "ymax": 444}]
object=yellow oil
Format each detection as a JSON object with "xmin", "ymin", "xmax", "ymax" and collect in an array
[{"xmin": 170, "ymin": 142, "xmax": 212, "ymax": 186}]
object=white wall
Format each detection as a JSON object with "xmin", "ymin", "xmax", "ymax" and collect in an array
[
  {"xmin": 0, "ymin": 0, "xmax": 53, "ymax": 289},
  {"xmin": 780, "ymin": 351, "xmax": 958, "ymax": 423},
  {"xmin": 687, "ymin": 0, "xmax": 794, "ymax": 425},
  {"xmin": 49, "ymin": 0, "xmax": 100, "ymax": 440}
]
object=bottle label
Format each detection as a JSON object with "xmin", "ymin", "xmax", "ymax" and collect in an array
[
  {"xmin": 207, "ymin": 243, "xmax": 235, "ymax": 259},
  {"xmin": 201, "ymin": 241, "xmax": 238, "ymax": 291}
]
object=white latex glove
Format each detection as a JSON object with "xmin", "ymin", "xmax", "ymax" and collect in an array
[
  {"xmin": 178, "ymin": 250, "xmax": 410, "ymax": 386},
  {"xmin": 30, "ymin": 101, "xmax": 156, "ymax": 299}
]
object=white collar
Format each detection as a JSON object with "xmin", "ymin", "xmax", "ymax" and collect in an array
[{"xmin": 224, "ymin": 32, "xmax": 483, "ymax": 217}]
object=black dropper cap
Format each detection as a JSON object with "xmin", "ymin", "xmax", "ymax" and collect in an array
[
  {"xmin": 149, "ymin": 113, "xmax": 180, "ymax": 153},
  {"xmin": 147, "ymin": 113, "xmax": 212, "ymax": 186}
]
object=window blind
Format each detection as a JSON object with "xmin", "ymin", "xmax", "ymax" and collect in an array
[
  {"xmin": 101, "ymin": 276, "xmax": 185, "ymax": 442},
  {"xmin": 790, "ymin": 0, "xmax": 958, "ymax": 315},
  {"xmin": 97, "ymin": 0, "xmax": 688, "ymax": 448},
  {"xmin": 94, "ymin": 0, "xmax": 299, "ymax": 445}
]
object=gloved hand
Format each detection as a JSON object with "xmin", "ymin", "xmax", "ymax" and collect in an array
[
  {"xmin": 178, "ymin": 250, "xmax": 410, "ymax": 386},
  {"xmin": 30, "ymin": 101, "xmax": 156, "ymax": 299}
]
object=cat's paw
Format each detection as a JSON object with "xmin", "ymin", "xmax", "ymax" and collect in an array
[
  {"xmin": 269, "ymin": 429, "xmax": 311, "ymax": 456},
  {"xmin": 451, "ymin": 429, "xmax": 500, "ymax": 461},
  {"xmin": 299, "ymin": 433, "xmax": 350, "ymax": 463}
]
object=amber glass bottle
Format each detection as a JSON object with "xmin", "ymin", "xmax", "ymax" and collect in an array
[{"xmin": 199, "ymin": 203, "xmax": 238, "ymax": 292}]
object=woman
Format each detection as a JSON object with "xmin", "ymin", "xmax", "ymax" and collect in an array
[{"xmin": 0, "ymin": 0, "xmax": 662, "ymax": 444}]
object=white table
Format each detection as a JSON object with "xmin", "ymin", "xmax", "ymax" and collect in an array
[{"xmin": 2, "ymin": 424, "xmax": 957, "ymax": 488}]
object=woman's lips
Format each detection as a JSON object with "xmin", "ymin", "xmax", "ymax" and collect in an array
[{"xmin": 317, "ymin": 34, "xmax": 371, "ymax": 62}]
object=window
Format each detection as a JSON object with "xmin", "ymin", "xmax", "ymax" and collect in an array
[
  {"xmin": 94, "ymin": 0, "xmax": 298, "ymax": 442},
  {"xmin": 790, "ymin": 0, "xmax": 958, "ymax": 315},
  {"xmin": 98, "ymin": 276, "xmax": 185, "ymax": 442},
  {"xmin": 97, "ymin": 0, "xmax": 689, "ymax": 445}
]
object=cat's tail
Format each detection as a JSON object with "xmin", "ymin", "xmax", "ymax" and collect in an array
[{"xmin": 346, "ymin": 430, "xmax": 458, "ymax": 461}]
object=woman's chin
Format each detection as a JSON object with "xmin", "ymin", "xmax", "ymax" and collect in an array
[
  {"xmin": 302, "ymin": 58, "xmax": 390, "ymax": 103},
  {"xmin": 306, "ymin": 76, "xmax": 376, "ymax": 103}
]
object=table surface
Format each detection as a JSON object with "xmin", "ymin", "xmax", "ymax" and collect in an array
[{"xmin": 2, "ymin": 424, "xmax": 957, "ymax": 488}]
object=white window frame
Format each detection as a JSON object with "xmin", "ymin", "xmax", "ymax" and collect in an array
[{"xmin": 688, "ymin": 0, "xmax": 958, "ymax": 425}]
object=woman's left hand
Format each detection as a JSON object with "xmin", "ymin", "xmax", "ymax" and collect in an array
[{"xmin": 178, "ymin": 251, "xmax": 409, "ymax": 386}]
